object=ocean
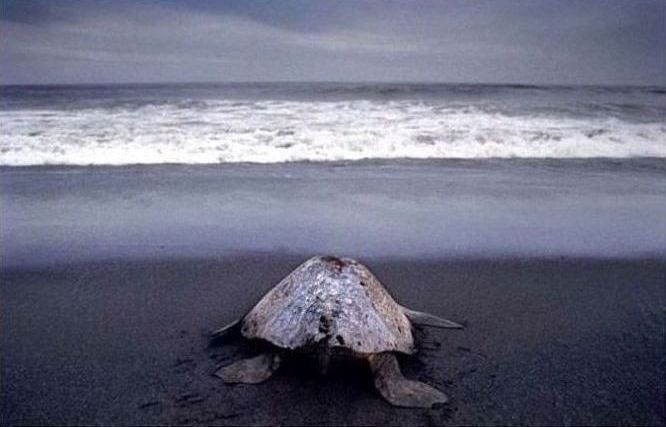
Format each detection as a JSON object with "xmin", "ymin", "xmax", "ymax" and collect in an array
[
  {"xmin": 1, "ymin": 83, "xmax": 665, "ymax": 165},
  {"xmin": 1, "ymin": 83, "xmax": 665, "ymax": 266}
]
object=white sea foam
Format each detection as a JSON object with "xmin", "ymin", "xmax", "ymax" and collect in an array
[{"xmin": 1, "ymin": 100, "xmax": 665, "ymax": 165}]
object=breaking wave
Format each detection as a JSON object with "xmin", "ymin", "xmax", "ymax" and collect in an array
[{"xmin": 1, "ymin": 99, "xmax": 665, "ymax": 165}]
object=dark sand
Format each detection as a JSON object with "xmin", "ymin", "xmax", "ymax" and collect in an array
[{"xmin": 1, "ymin": 255, "xmax": 664, "ymax": 425}]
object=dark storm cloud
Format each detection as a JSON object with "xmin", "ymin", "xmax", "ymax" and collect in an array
[{"xmin": 1, "ymin": 0, "xmax": 664, "ymax": 85}]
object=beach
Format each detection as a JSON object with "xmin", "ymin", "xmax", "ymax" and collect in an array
[
  {"xmin": 1, "ymin": 161, "xmax": 665, "ymax": 425},
  {"xmin": 2, "ymin": 255, "xmax": 664, "ymax": 425}
]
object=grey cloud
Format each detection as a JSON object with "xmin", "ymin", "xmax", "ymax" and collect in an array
[{"xmin": 1, "ymin": 0, "xmax": 664, "ymax": 85}]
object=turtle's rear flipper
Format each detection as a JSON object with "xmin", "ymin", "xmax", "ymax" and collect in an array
[
  {"xmin": 401, "ymin": 307, "xmax": 464, "ymax": 329},
  {"xmin": 215, "ymin": 352, "xmax": 281, "ymax": 384},
  {"xmin": 369, "ymin": 353, "xmax": 448, "ymax": 408}
]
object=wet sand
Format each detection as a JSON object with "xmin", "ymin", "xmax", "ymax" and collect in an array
[{"xmin": 2, "ymin": 255, "xmax": 664, "ymax": 425}]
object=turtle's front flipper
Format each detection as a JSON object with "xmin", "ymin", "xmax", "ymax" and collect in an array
[
  {"xmin": 209, "ymin": 318, "xmax": 241, "ymax": 342},
  {"xmin": 368, "ymin": 353, "xmax": 448, "ymax": 408},
  {"xmin": 401, "ymin": 307, "xmax": 464, "ymax": 329},
  {"xmin": 215, "ymin": 352, "xmax": 281, "ymax": 384}
]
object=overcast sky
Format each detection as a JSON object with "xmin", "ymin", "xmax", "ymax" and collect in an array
[{"xmin": 1, "ymin": 0, "xmax": 664, "ymax": 85}]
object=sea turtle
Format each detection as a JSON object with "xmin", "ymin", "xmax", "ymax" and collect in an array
[{"xmin": 211, "ymin": 255, "xmax": 463, "ymax": 408}]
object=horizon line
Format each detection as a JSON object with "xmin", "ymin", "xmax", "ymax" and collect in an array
[{"xmin": 1, "ymin": 80, "xmax": 665, "ymax": 89}]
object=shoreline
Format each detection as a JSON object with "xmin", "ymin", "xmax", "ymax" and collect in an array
[
  {"xmin": 2, "ymin": 156, "xmax": 666, "ymax": 170},
  {"xmin": 3, "ymin": 160, "xmax": 665, "ymax": 268}
]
